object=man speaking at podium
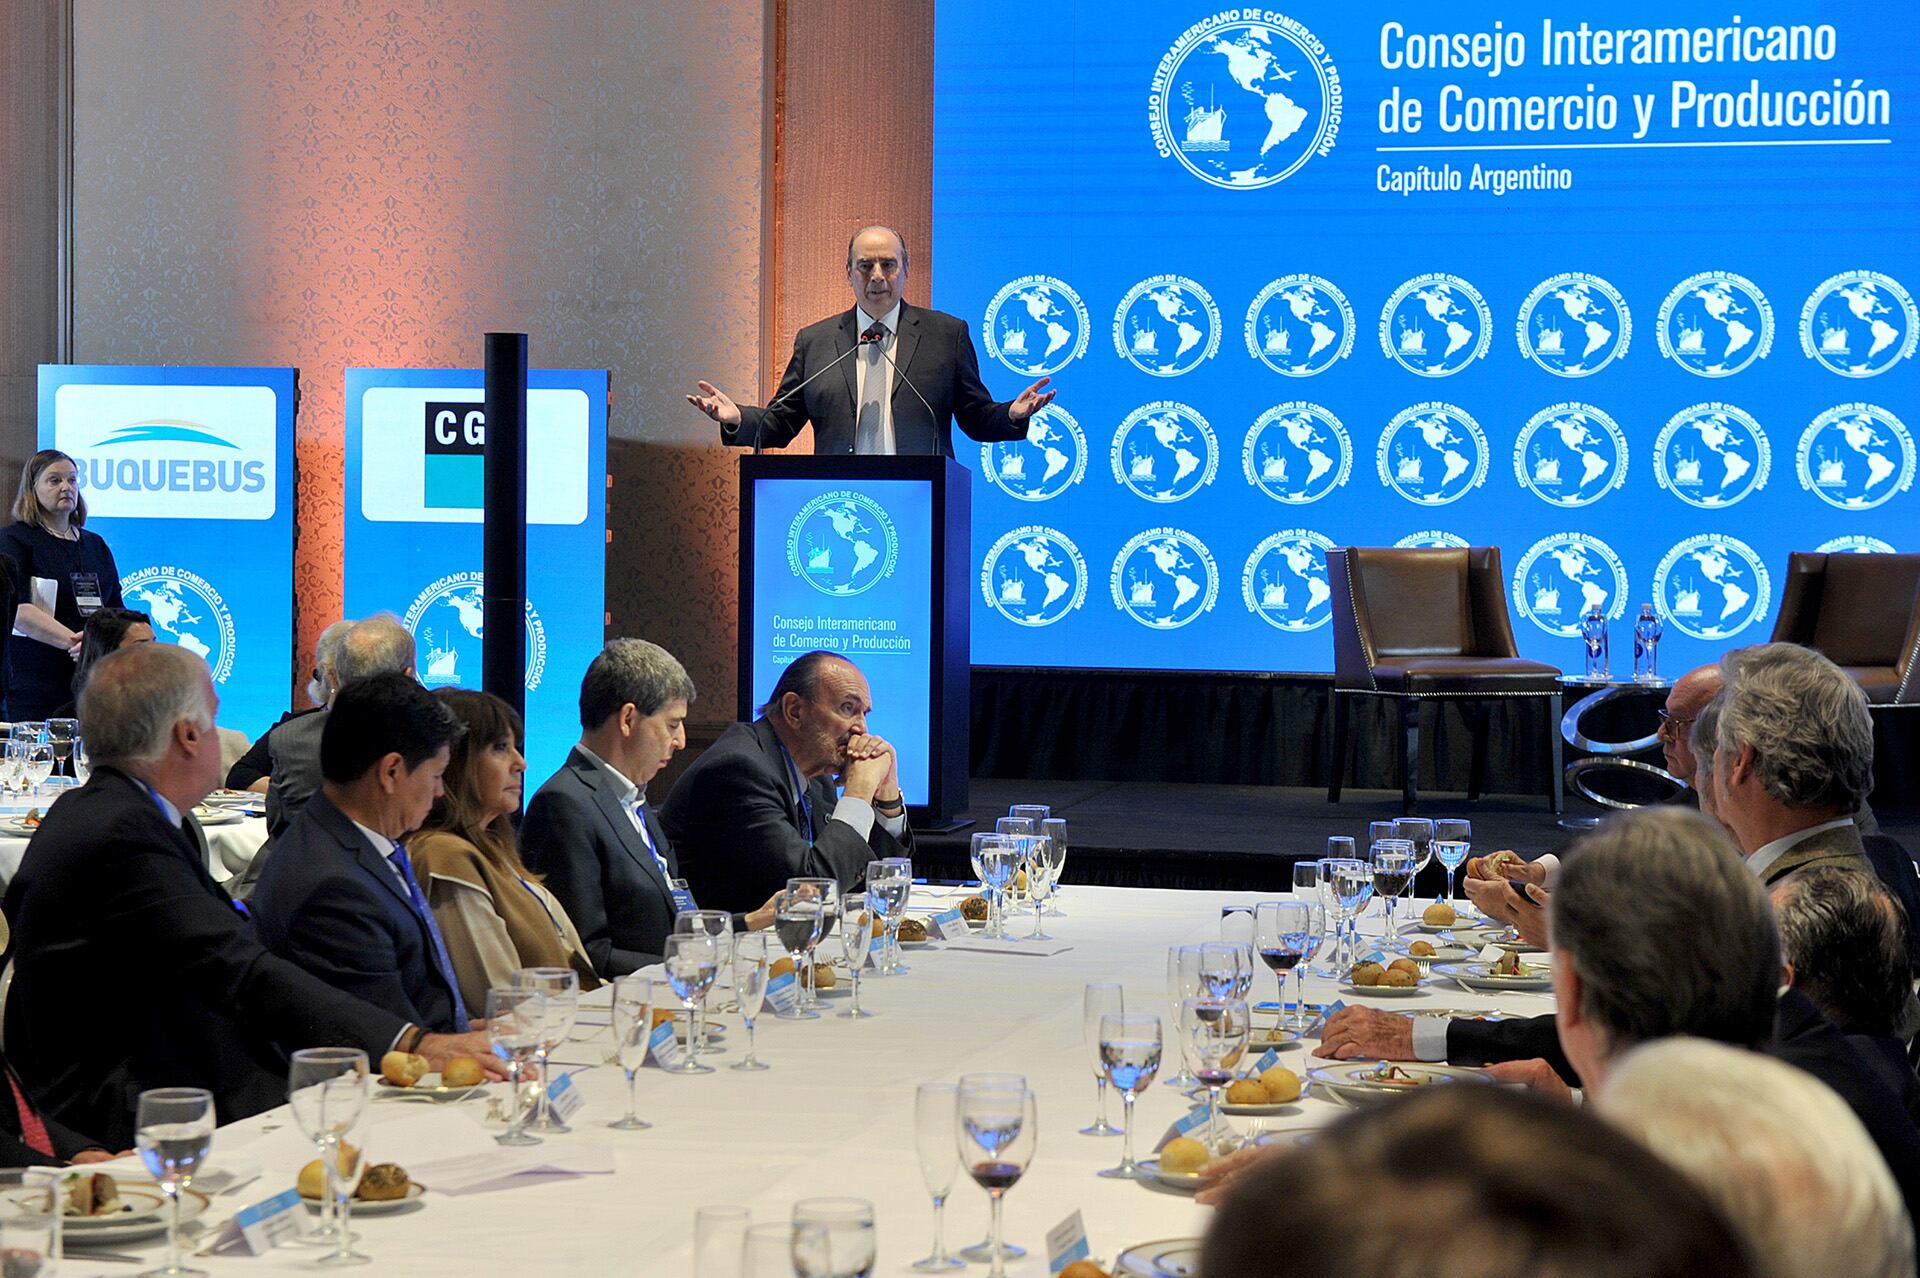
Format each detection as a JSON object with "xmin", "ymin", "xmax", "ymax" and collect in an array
[{"xmin": 687, "ymin": 224, "xmax": 1057, "ymax": 455}]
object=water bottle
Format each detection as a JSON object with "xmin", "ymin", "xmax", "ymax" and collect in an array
[
  {"xmin": 1580, "ymin": 606, "xmax": 1609, "ymax": 679},
  {"xmin": 1633, "ymin": 603, "xmax": 1663, "ymax": 683}
]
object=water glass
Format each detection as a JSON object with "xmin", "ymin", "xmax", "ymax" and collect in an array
[
  {"xmin": 994, "ymin": 819, "xmax": 1034, "ymax": 914},
  {"xmin": 911, "ymin": 1083, "xmax": 965, "ymax": 1272},
  {"xmin": 693, "ymin": 1204, "xmax": 750, "ymax": 1278},
  {"xmin": 1434, "ymin": 818, "xmax": 1472, "ymax": 904},
  {"xmin": 731, "ymin": 932, "xmax": 772, "ymax": 1071},
  {"xmin": 772, "ymin": 888, "xmax": 824, "ymax": 1020},
  {"xmin": 509, "ymin": 966, "xmax": 580, "ymax": 1126},
  {"xmin": 664, "ymin": 935, "xmax": 720, "ymax": 1074},
  {"xmin": 609, "ymin": 972, "xmax": 656, "ymax": 1129},
  {"xmin": 792, "ymin": 1197, "xmax": 876, "ymax": 1278},
  {"xmin": 1008, "ymin": 803, "xmax": 1050, "ymax": 826},
  {"xmin": 1080, "ymin": 983, "xmax": 1124, "ymax": 1135},
  {"xmin": 1163, "ymin": 945, "xmax": 1203, "ymax": 1087},
  {"xmin": 486, "ymin": 986, "xmax": 547, "ymax": 1146},
  {"xmin": 955, "ymin": 1084, "xmax": 1036, "ymax": 1278},
  {"xmin": 675, "ymin": 909, "xmax": 734, "ymax": 1051},
  {"xmin": 1096, "ymin": 1012, "xmax": 1162, "ymax": 1180},
  {"xmin": 837, "ymin": 892, "xmax": 875, "ymax": 1018},
  {"xmin": 287, "ymin": 1051, "xmax": 370, "ymax": 1266},
  {"xmin": 977, "ymin": 845, "xmax": 1018, "ymax": 939},
  {"xmin": 2, "ymin": 1169, "xmax": 61, "ymax": 1277},
  {"xmin": 866, "ymin": 858, "xmax": 912, "ymax": 975},
  {"xmin": 1023, "ymin": 837, "xmax": 1057, "ymax": 940},
  {"xmin": 1220, "ymin": 906, "xmax": 1254, "ymax": 947},
  {"xmin": 1255, "ymin": 900, "xmax": 1312, "ymax": 1030},
  {"xmin": 1039, "ymin": 818, "xmax": 1068, "ymax": 916},
  {"xmin": 790, "ymin": 877, "xmax": 840, "ymax": 1010},
  {"xmin": 135, "ymin": 1086, "xmax": 216, "ymax": 1277},
  {"xmin": 1179, "ymin": 997, "xmax": 1250, "ymax": 1150},
  {"xmin": 1330, "ymin": 859, "xmax": 1373, "ymax": 959},
  {"xmin": 1197, "ymin": 941, "xmax": 1240, "ymax": 999},
  {"xmin": 743, "ymin": 1222, "xmax": 832, "ymax": 1278},
  {"xmin": 71, "ymin": 736, "xmax": 91, "ymax": 784},
  {"xmin": 1370, "ymin": 841, "xmax": 1416, "ymax": 942}
]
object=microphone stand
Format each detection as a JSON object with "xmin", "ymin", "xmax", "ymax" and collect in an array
[{"xmin": 747, "ymin": 330, "xmax": 882, "ymax": 453}]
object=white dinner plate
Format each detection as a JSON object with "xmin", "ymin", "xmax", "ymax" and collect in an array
[
  {"xmin": 304, "ymin": 1182, "xmax": 427, "ymax": 1215},
  {"xmin": 61, "ymin": 1185, "xmax": 210, "ymax": 1245},
  {"xmin": 1340, "ymin": 982, "xmax": 1427, "ymax": 998},
  {"xmin": 191, "ymin": 805, "xmax": 246, "ymax": 826},
  {"xmin": 1217, "ymin": 1099, "xmax": 1301, "ymax": 1117},
  {"xmin": 1306, "ymin": 1060, "xmax": 1487, "ymax": 1105},
  {"xmin": 202, "ymin": 789, "xmax": 264, "ymax": 807},
  {"xmin": 1397, "ymin": 942, "xmax": 1474, "ymax": 963},
  {"xmin": 1250, "ymin": 1027, "xmax": 1302, "ymax": 1047},
  {"xmin": 375, "ymin": 1073, "xmax": 485, "ymax": 1101},
  {"xmin": 0, "ymin": 818, "xmax": 41, "ymax": 836},
  {"xmin": 1115, "ymin": 1236, "xmax": 1204, "ymax": 1277},
  {"xmin": 57, "ymin": 1182, "xmax": 167, "ymax": 1229},
  {"xmin": 1433, "ymin": 961, "xmax": 1553, "ymax": 992},
  {"xmin": 1139, "ymin": 1159, "xmax": 1205, "ymax": 1193}
]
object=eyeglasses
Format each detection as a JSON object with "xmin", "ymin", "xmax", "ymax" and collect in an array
[{"xmin": 1655, "ymin": 707, "xmax": 1694, "ymax": 730}]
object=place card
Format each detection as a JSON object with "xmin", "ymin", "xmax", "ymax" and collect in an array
[
  {"xmin": 204, "ymin": 1187, "xmax": 303, "ymax": 1255},
  {"xmin": 1046, "ymin": 1210, "xmax": 1093, "ymax": 1273},
  {"xmin": 929, "ymin": 907, "xmax": 967, "ymax": 940},
  {"xmin": 1360, "ymin": 948, "xmax": 1386, "ymax": 965},
  {"xmin": 1478, "ymin": 943, "xmax": 1507, "ymax": 962},
  {"xmin": 765, "ymin": 970, "xmax": 800, "ymax": 1016},
  {"xmin": 548, "ymin": 1071, "xmax": 584, "ymax": 1122},
  {"xmin": 1252, "ymin": 1047, "xmax": 1281, "ymax": 1074},
  {"xmin": 645, "ymin": 1019, "xmax": 684, "ymax": 1071},
  {"xmin": 1153, "ymin": 1102, "xmax": 1216, "ymax": 1153},
  {"xmin": 865, "ymin": 934, "xmax": 886, "ymax": 969}
]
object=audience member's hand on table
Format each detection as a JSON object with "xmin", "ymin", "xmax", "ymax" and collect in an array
[
  {"xmin": 419, "ymin": 1031, "xmax": 510, "ymax": 1079},
  {"xmin": 1194, "ymin": 1143, "xmax": 1282, "ymax": 1206},
  {"xmin": 1315, "ymin": 1005, "xmax": 1415, "ymax": 1061},
  {"xmin": 1482, "ymin": 1057, "xmax": 1573, "ymax": 1100}
]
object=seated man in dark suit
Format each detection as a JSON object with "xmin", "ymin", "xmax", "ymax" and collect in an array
[
  {"xmin": 1, "ymin": 644, "xmax": 496, "ymax": 1145},
  {"xmin": 226, "ymin": 617, "xmax": 350, "ymax": 791},
  {"xmin": 251, "ymin": 673, "xmax": 469, "ymax": 1032},
  {"xmin": 522, "ymin": 639, "xmax": 780, "ymax": 978},
  {"xmin": 660, "ymin": 650, "xmax": 912, "ymax": 915}
]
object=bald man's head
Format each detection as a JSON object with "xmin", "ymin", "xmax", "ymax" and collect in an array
[{"xmin": 1660, "ymin": 663, "xmax": 1726, "ymax": 784}]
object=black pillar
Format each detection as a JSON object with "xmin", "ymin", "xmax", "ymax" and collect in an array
[{"xmin": 482, "ymin": 332, "xmax": 528, "ymax": 721}]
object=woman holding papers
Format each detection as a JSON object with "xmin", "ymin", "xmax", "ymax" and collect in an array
[{"xmin": 2, "ymin": 451, "xmax": 123, "ymax": 721}]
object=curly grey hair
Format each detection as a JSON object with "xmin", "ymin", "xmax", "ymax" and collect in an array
[{"xmin": 1712, "ymin": 643, "xmax": 1874, "ymax": 812}]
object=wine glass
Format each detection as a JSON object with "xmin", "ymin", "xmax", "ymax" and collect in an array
[
  {"xmin": 978, "ymin": 845, "xmax": 1018, "ymax": 939},
  {"xmin": 790, "ymin": 877, "xmax": 840, "ymax": 1011},
  {"xmin": 45, "ymin": 718, "xmax": 75, "ymax": 779},
  {"xmin": 1096, "ymin": 1012, "xmax": 1162, "ymax": 1180},
  {"xmin": 71, "ymin": 734, "xmax": 91, "ymax": 785},
  {"xmin": 1179, "ymin": 997, "xmax": 1250, "ymax": 1151},
  {"xmin": 1434, "ymin": 818, "xmax": 1472, "ymax": 905},
  {"xmin": 664, "ymin": 934, "xmax": 719, "ymax": 1074},
  {"xmin": 1079, "ymin": 982, "xmax": 1124, "ymax": 1135},
  {"xmin": 866, "ymin": 858, "xmax": 911, "ymax": 975},
  {"xmin": 674, "ymin": 911, "xmax": 732, "ymax": 1057},
  {"xmin": 731, "ymin": 931, "xmax": 772, "ymax": 1071},
  {"xmin": 994, "ymin": 818, "xmax": 1034, "ymax": 916},
  {"xmin": 1254, "ymin": 900, "xmax": 1311, "ymax": 1031},
  {"xmin": 1023, "ymin": 837, "xmax": 1057, "ymax": 941},
  {"xmin": 1162, "ymin": 945, "xmax": 1203, "ymax": 1087},
  {"xmin": 1331, "ymin": 859, "xmax": 1373, "ymax": 961},
  {"xmin": 135, "ymin": 1086, "xmax": 215, "ymax": 1277},
  {"xmin": 792, "ymin": 1197, "xmax": 876, "ymax": 1278},
  {"xmin": 694, "ymin": 1205, "xmax": 750, "ymax": 1278},
  {"xmin": 954, "ymin": 1073, "xmax": 1030, "ymax": 1267},
  {"xmin": 955, "ymin": 1083, "xmax": 1037, "ymax": 1278},
  {"xmin": 1396, "ymin": 818, "xmax": 1434, "ymax": 908},
  {"xmin": 487, "ymin": 986, "xmax": 546, "ymax": 1146},
  {"xmin": 1367, "ymin": 820, "xmax": 1396, "ymax": 852},
  {"xmin": 509, "ymin": 966, "xmax": 580, "ymax": 1128},
  {"xmin": 968, "ymin": 833, "xmax": 1007, "ymax": 936},
  {"xmin": 837, "ymin": 892, "xmax": 874, "ymax": 1019},
  {"xmin": 609, "ymin": 972, "xmax": 656, "ymax": 1129},
  {"xmin": 287, "ymin": 1050, "xmax": 369, "ymax": 1267},
  {"xmin": 910, "ymin": 1082, "xmax": 965, "ymax": 1272},
  {"xmin": 1310, "ymin": 856, "xmax": 1344, "ymax": 975},
  {"xmin": 1, "ymin": 1168, "xmax": 60, "ymax": 1277},
  {"xmin": 1008, "ymin": 803, "xmax": 1049, "ymax": 827},
  {"xmin": 19, "ymin": 742, "xmax": 52, "ymax": 797},
  {"xmin": 743, "ymin": 1222, "xmax": 833, "ymax": 1278},
  {"xmin": 1039, "ymin": 818, "xmax": 1068, "ymax": 916},
  {"xmin": 773, "ymin": 887, "xmax": 824, "ymax": 1020},
  {"xmin": 1220, "ymin": 906, "xmax": 1254, "ymax": 946},
  {"xmin": 1370, "ymin": 840, "xmax": 1415, "ymax": 943},
  {"xmin": 1197, "ymin": 942, "xmax": 1239, "ymax": 999}
]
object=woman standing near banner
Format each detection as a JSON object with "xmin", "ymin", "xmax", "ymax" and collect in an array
[{"xmin": 2, "ymin": 450, "xmax": 123, "ymax": 721}]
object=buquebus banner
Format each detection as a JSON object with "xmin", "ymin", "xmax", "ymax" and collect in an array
[
  {"xmin": 936, "ymin": 3, "xmax": 1920, "ymax": 677},
  {"xmin": 38, "ymin": 364, "xmax": 298, "ymax": 743},
  {"xmin": 343, "ymin": 368, "xmax": 608, "ymax": 785}
]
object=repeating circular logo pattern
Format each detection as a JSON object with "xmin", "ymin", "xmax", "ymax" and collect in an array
[
  {"xmin": 1111, "ymin": 528, "xmax": 1220, "ymax": 630},
  {"xmin": 1377, "ymin": 403, "xmax": 1489, "ymax": 505},
  {"xmin": 1656, "ymin": 270, "xmax": 1774, "ymax": 377},
  {"xmin": 1242, "ymin": 530, "xmax": 1335, "ymax": 632},
  {"xmin": 1516, "ymin": 273, "xmax": 1631, "ymax": 377},
  {"xmin": 1380, "ymin": 275, "xmax": 1492, "ymax": 377},
  {"xmin": 1512, "ymin": 403, "xmax": 1627, "ymax": 508},
  {"xmin": 1113, "ymin": 276, "xmax": 1222, "ymax": 376},
  {"xmin": 1243, "ymin": 402, "xmax": 1350, "ymax": 504},
  {"xmin": 786, "ymin": 491, "xmax": 900, "ymax": 596},
  {"xmin": 1800, "ymin": 271, "xmax": 1918, "ymax": 378},
  {"xmin": 981, "ymin": 405, "xmax": 1086, "ymax": 502},
  {"xmin": 1654, "ymin": 535, "xmax": 1772, "ymax": 641},
  {"xmin": 980, "ymin": 526, "xmax": 1089, "ymax": 627},
  {"xmin": 1797, "ymin": 403, "xmax": 1916, "ymax": 511},
  {"xmin": 983, "ymin": 275, "xmax": 1091, "ymax": 377},
  {"xmin": 1112, "ymin": 402, "xmax": 1219, "ymax": 502},
  {"xmin": 402, "ymin": 572, "xmax": 548, "ymax": 692},
  {"xmin": 1511, "ymin": 533, "xmax": 1630, "ymax": 639},
  {"xmin": 1816, "ymin": 535, "xmax": 1897, "ymax": 554},
  {"xmin": 1245, "ymin": 276, "xmax": 1355, "ymax": 376},
  {"xmin": 1395, "ymin": 530, "xmax": 1469, "ymax": 549},
  {"xmin": 1653, "ymin": 403, "xmax": 1771, "ymax": 509},
  {"xmin": 124, "ymin": 565, "xmax": 237, "ymax": 684}
]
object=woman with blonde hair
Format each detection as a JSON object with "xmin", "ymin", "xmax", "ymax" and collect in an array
[
  {"xmin": 409, "ymin": 688, "xmax": 600, "ymax": 1008},
  {"xmin": 2, "ymin": 450, "xmax": 123, "ymax": 720}
]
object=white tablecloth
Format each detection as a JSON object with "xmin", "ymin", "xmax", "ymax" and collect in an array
[
  {"xmin": 0, "ymin": 811, "xmax": 266, "ymax": 890},
  {"xmin": 64, "ymin": 885, "xmax": 1551, "ymax": 1276}
]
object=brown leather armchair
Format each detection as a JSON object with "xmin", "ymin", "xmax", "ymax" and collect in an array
[
  {"xmin": 1770, "ymin": 552, "xmax": 1920, "ymax": 704},
  {"xmin": 1327, "ymin": 546, "xmax": 1563, "ymax": 815}
]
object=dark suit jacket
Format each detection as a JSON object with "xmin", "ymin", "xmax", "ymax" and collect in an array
[
  {"xmin": 249, "ymin": 791, "xmax": 461, "ymax": 1033},
  {"xmin": 521, "ymin": 747, "xmax": 682, "ymax": 978},
  {"xmin": 1, "ymin": 769, "xmax": 403, "ymax": 1145},
  {"xmin": 727, "ymin": 303, "xmax": 1028, "ymax": 457},
  {"xmin": 1862, "ymin": 832, "xmax": 1920, "ymax": 977},
  {"xmin": 0, "ymin": 1058, "xmax": 102, "ymax": 1166},
  {"xmin": 659, "ymin": 718, "xmax": 913, "ymax": 915}
]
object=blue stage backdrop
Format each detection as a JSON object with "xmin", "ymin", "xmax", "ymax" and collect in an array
[
  {"xmin": 344, "ymin": 369, "xmax": 608, "ymax": 785},
  {"xmin": 38, "ymin": 364, "xmax": 297, "ymax": 742},
  {"xmin": 936, "ymin": 3, "xmax": 1920, "ymax": 677}
]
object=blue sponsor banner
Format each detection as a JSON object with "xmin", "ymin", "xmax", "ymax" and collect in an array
[
  {"xmin": 38, "ymin": 364, "xmax": 297, "ymax": 741},
  {"xmin": 343, "ymin": 368, "xmax": 608, "ymax": 785},
  {"xmin": 747, "ymin": 478, "xmax": 934, "ymax": 804},
  {"xmin": 937, "ymin": 3, "xmax": 1920, "ymax": 675}
]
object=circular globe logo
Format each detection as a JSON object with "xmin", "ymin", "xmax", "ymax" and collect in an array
[
  {"xmin": 1653, "ymin": 403, "xmax": 1770, "ymax": 510},
  {"xmin": 1242, "ymin": 530, "xmax": 1335, "ymax": 632},
  {"xmin": 1654, "ymin": 535, "xmax": 1772, "ymax": 641},
  {"xmin": 123, "ymin": 566, "xmax": 236, "ymax": 683},
  {"xmin": 1797, "ymin": 403, "xmax": 1917, "ymax": 511},
  {"xmin": 1244, "ymin": 402, "xmax": 1350, "ymax": 505},
  {"xmin": 1377, "ymin": 403, "xmax": 1489, "ymax": 506},
  {"xmin": 1148, "ymin": 11, "xmax": 1342, "ymax": 191},
  {"xmin": 402, "ymin": 572, "xmax": 549, "ymax": 692},
  {"xmin": 1112, "ymin": 402, "xmax": 1218, "ymax": 503},
  {"xmin": 785, "ymin": 491, "xmax": 899, "ymax": 596},
  {"xmin": 1656, "ymin": 271, "xmax": 1774, "ymax": 377},
  {"xmin": 1512, "ymin": 533, "xmax": 1629, "ymax": 639},
  {"xmin": 1513, "ymin": 403, "xmax": 1627, "ymax": 508},
  {"xmin": 1245, "ymin": 276, "xmax": 1354, "ymax": 376},
  {"xmin": 1817, "ymin": 535, "xmax": 1897, "ymax": 554},
  {"xmin": 1110, "ymin": 528, "xmax": 1220, "ymax": 630},
  {"xmin": 1800, "ymin": 271, "xmax": 1918, "ymax": 378},
  {"xmin": 1516, "ymin": 273, "xmax": 1631, "ymax": 377},
  {"xmin": 1380, "ymin": 275, "xmax": 1492, "ymax": 377},
  {"xmin": 1396, "ymin": 530, "xmax": 1469, "ymax": 549},
  {"xmin": 1113, "ymin": 276, "xmax": 1221, "ymax": 376},
  {"xmin": 983, "ymin": 275, "xmax": 1091, "ymax": 377},
  {"xmin": 980, "ymin": 526, "xmax": 1088, "ymax": 627},
  {"xmin": 981, "ymin": 405, "xmax": 1086, "ymax": 502}
]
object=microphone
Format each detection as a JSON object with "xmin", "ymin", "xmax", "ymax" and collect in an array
[{"xmin": 747, "ymin": 326, "xmax": 887, "ymax": 454}]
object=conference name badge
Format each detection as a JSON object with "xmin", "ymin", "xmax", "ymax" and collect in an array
[
  {"xmin": 930, "ymin": 908, "xmax": 967, "ymax": 940},
  {"xmin": 206, "ymin": 1187, "xmax": 303, "ymax": 1255},
  {"xmin": 766, "ymin": 970, "xmax": 800, "ymax": 1016}
]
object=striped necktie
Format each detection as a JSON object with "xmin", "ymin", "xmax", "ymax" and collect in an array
[{"xmin": 388, "ymin": 843, "xmax": 470, "ymax": 1032}]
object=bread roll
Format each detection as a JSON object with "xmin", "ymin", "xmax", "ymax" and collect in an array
[
  {"xmin": 1159, "ymin": 1136, "xmax": 1211, "ymax": 1173},
  {"xmin": 1258, "ymin": 1065, "xmax": 1302, "ymax": 1102},
  {"xmin": 440, "ymin": 1055, "xmax": 485, "ymax": 1088},
  {"xmin": 380, "ymin": 1050, "xmax": 428, "ymax": 1087},
  {"xmin": 357, "ymin": 1164, "xmax": 411, "ymax": 1202},
  {"xmin": 1224, "ymin": 1078, "xmax": 1269, "ymax": 1105}
]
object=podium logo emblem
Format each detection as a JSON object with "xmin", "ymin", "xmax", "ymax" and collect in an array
[
  {"xmin": 983, "ymin": 276, "xmax": 1090, "ymax": 377},
  {"xmin": 1113, "ymin": 276, "xmax": 1221, "ymax": 377},
  {"xmin": 1112, "ymin": 402, "xmax": 1218, "ymax": 503},
  {"xmin": 1377, "ymin": 403, "xmax": 1488, "ymax": 506},
  {"xmin": 124, "ymin": 566, "xmax": 236, "ymax": 683},
  {"xmin": 981, "ymin": 405, "xmax": 1086, "ymax": 502},
  {"xmin": 1654, "ymin": 535, "xmax": 1771, "ymax": 641},
  {"xmin": 1245, "ymin": 276, "xmax": 1354, "ymax": 377},
  {"xmin": 1817, "ymin": 535, "xmax": 1897, "ymax": 554},
  {"xmin": 1395, "ymin": 530, "xmax": 1468, "ymax": 549},
  {"xmin": 1242, "ymin": 530, "xmax": 1334, "ymax": 632},
  {"xmin": 402, "ymin": 571, "xmax": 549, "ymax": 692},
  {"xmin": 1244, "ymin": 402, "xmax": 1350, "ymax": 505},
  {"xmin": 1653, "ymin": 403, "xmax": 1769, "ymax": 510},
  {"xmin": 786, "ymin": 491, "xmax": 900, "ymax": 596},
  {"xmin": 1513, "ymin": 403, "xmax": 1627, "ymax": 509},
  {"xmin": 1656, "ymin": 271, "xmax": 1774, "ymax": 377},
  {"xmin": 1512, "ymin": 534, "xmax": 1629, "ymax": 639},
  {"xmin": 980, "ymin": 526, "xmax": 1088, "ymax": 628},
  {"xmin": 1379, "ymin": 275, "xmax": 1491, "ymax": 378},
  {"xmin": 1796, "ymin": 403, "xmax": 1916, "ymax": 511},
  {"xmin": 1111, "ymin": 528, "xmax": 1219, "ymax": 630},
  {"xmin": 1148, "ymin": 10, "xmax": 1341, "ymax": 191},
  {"xmin": 1516, "ymin": 273, "xmax": 1630, "ymax": 378},
  {"xmin": 1800, "ymin": 271, "xmax": 1918, "ymax": 378}
]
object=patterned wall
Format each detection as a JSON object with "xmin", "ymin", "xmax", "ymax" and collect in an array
[{"xmin": 71, "ymin": 0, "xmax": 764, "ymax": 727}]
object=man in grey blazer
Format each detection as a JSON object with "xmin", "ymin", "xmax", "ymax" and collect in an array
[{"xmin": 686, "ymin": 225, "xmax": 1057, "ymax": 456}]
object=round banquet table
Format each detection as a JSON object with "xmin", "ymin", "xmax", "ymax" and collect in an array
[
  {"xmin": 60, "ymin": 885, "xmax": 1554, "ymax": 1276},
  {"xmin": 0, "ymin": 807, "xmax": 267, "ymax": 891}
]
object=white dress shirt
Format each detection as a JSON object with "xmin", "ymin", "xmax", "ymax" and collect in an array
[{"xmin": 854, "ymin": 303, "xmax": 901, "ymax": 455}]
